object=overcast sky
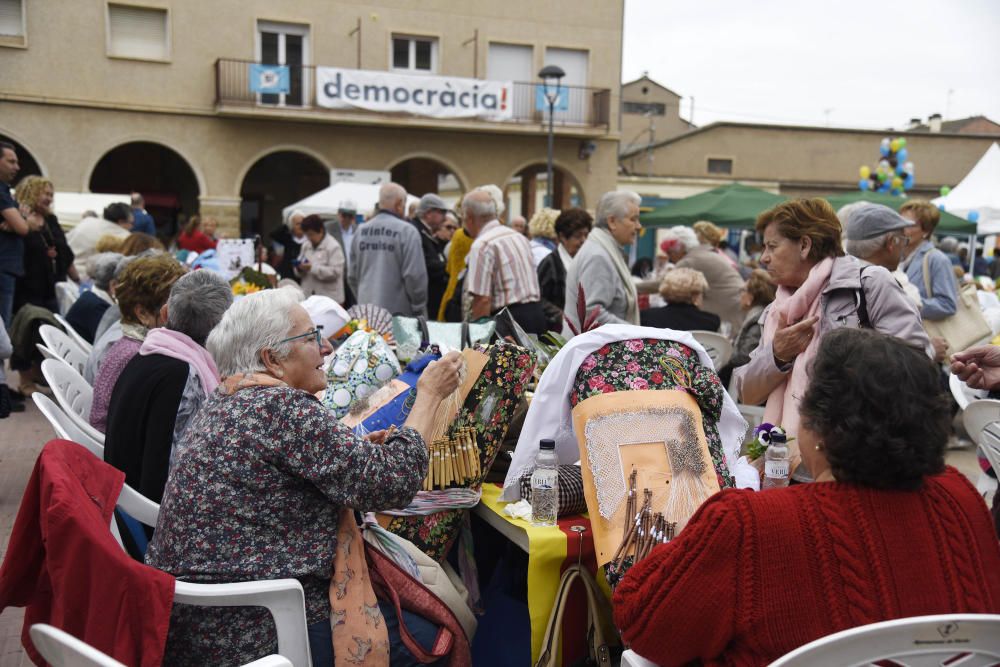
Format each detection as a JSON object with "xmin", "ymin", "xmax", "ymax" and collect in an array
[{"xmin": 622, "ymin": 0, "xmax": 1000, "ymax": 131}]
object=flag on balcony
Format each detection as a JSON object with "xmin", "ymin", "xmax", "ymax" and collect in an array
[
  {"xmin": 535, "ymin": 85, "xmax": 568, "ymax": 112},
  {"xmin": 249, "ymin": 64, "xmax": 290, "ymax": 94}
]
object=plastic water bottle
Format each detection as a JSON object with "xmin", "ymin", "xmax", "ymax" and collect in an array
[
  {"xmin": 530, "ymin": 439, "xmax": 559, "ymax": 526},
  {"xmin": 762, "ymin": 432, "xmax": 790, "ymax": 489}
]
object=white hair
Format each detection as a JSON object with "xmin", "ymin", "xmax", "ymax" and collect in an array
[
  {"xmin": 845, "ymin": 233, "xmax": 893, "ymax": 260},
  {"xmin": 463, "ymin": 188, "xmax": 498, "ymax": 220},
  {"xmin": 595, "ymin": 190, "xmax": 641, "ymax": 229},
  {"xmin": 378, "ymin": 182, "xmax": 407, "ymax": 210},
  {"xmin": 88, "ymin": 252, "xmax": 124, "ymax": 291},
  {"xmin": 477, "ymin": 184, "xmax": 505, "ymax": 218},
  {"xmin": 166, "ymin": 270, "xmax": 234, "ymax": 346},
  {"xmin": 276, "ymin": 280, "xmax": 306, "ymax": 302},
  {"xmin": 285, "ymin": 209, "xmax": 305, "ymax": 229},
  {"xmin": 207, "ymin": 289, "xmax": 301, "ymax": 378},
  {"xmin": 661, "ymin": 226, "xmax": 699, "ymax": 252}
]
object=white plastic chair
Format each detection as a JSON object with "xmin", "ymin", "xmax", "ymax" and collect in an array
[
  {"xmin": 40, "ymin": 358, "xmax": 105, "ymax": 448},
  {"xmin": 29, "ymin": 623, "xmax": 293, "ymax": 667},
  {"xmin": 690, "ymin": 330, "xmax": 733, "ymax": 370},
  {"xmin": 38, "ymin": 324, "xmax": 89, "ymax": 377},
  {"xmin": 770, "ymin": 614, "xmax": 1000, "ymax": 666},
  {"xmin": 55, "ymin": 281, "xmax": 79, "ymax": 315},
  {"xmin": 105, "ymin": 488, "xmax": 312, "ymax": 667},
  {"xmin": 963, "ymin": 399, "xmax": 1000, "ymax": 477},
  {"xmin": 950, "ymin": 372, "xmax": 988, "ymax": 411},
  {"xmin": 33, "ymin": 393, "xmax": 105, "ymax": 459},
  {"xmin": 621, "ymin": 649, "xmax": 660, "ymax": 667},
  {"xmin": 53, "ymin": 312, "xmax": 93, "ymax": 354}
]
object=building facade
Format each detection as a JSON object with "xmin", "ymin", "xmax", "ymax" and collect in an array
[
  {"xmin": 619, "ymin": 76, "xmax": 694, "ymax": 157},
  {"xmin": 0, "ymin": 0, "xmax": 624, "ymax": 238},
  {"xmin": 620, "ymin": 120, "xmax": 999, "ymax": 200}
]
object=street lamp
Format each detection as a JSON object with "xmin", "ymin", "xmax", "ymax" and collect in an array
[{"xmin": 538, "ymin": 64, "xmax": 565, "ymax": 208}]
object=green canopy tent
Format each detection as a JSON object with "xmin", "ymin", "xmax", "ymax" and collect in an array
[
  {"xmin": 640, "ymin": 183, "xmax": 787, "ymax": 229},
  {"xmin": 823, "ymin": 191, "xmax": 977, "ymax": 235}
]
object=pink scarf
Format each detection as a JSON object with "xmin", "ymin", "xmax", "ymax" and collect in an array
[
  {"xmin": 760, "ymin": 257, "xmax": 834, "ymax": 439},
  {"xmin": 139, "ymin": 328, "xmax": 220, "ymax": 396}
]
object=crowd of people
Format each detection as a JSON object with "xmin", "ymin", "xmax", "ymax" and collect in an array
[{"xmin": 2, "ymin": 131, "xmax": 999, "ymax": 666}]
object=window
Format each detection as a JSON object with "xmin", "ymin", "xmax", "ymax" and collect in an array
[
  {"xmin": 487, "ymin": 42, "xmax": 533, "ymax": 82},
  {"xmin": 0, "ymin": 0, "xmax": 25, "ymax": 46},
  {"xmin": 707, "ymin": 158, "xmax": 733, "ymax": 175},
  {"xmin": 257, "ymin": 20, "xmax": 309, "ymax": 107},
  {"xmin": 392, "ymin": 35, "xmax": 437, "ymax": 73},
  {"xmin": 107, "ymin": 4, "xmax": 169, "ymax": 61},
  {"xmin": 624, "ymin": 101, "xmax": 666, "ymax": 116},
  {"xmin": 542, "ymin": 47, "xmax": 588, "ymax": 87}
]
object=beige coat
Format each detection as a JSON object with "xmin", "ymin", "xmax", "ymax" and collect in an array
[
  {"xmin": 296, "ymin": 232, "xmax": 345, "ymax": 303},
  {"xmin": 677, "ymin": 245, "xmax": 744, "ymax": 333}
]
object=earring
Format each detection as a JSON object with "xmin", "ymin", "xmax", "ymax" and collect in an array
[
  {"xmin": 274, "ymin": 369, "xmax": 284, "ymax": 378},
  {"xmin": 815, "ymin": 443, "xmax": 823, "ymax": 451}
]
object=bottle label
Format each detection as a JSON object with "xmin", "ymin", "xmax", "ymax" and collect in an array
[{"xmin": 765, "ymin": 460, "xmax": 789, "ymax": 478}]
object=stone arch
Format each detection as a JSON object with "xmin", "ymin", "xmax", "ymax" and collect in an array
[
  {"xmin": 0, "ymin": 129, "xmax": 48, "ymax": 186},
  {"xmin": 233, "ymin": 145, "xmax": 333, "ymax": 197},
  {"xmin": 502, "ymin": 158, "xmax": 586, "ymax": 220},
  {"xmin": 238, "ymin": 148, "xmax": 330, "ymax": 238},
  {"xmin": 384, "ymin": 152, "xmax": 469, "ymax": 204},
  {"xmin": 88, "ymin": 140, "xmax": 202, "ymax": 237}
]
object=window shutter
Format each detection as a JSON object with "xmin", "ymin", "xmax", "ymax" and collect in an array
[
  {"xmin": 0, "ymin": 0, "xmax": 24, "ymax": 37},
  {"xmin": 108, "ymin": 4, "xmax": 168, "ymax": 60}
]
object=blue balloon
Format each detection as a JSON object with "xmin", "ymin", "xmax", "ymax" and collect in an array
[
  {"xmin": 904, "ymin": 175, "xmax": 914, "ymax": 189},
  {"xmin": 938, "ymin": 204, "xmax": 946, "ymax": 211},
  {"xmin": 859, "ymin": 178, "xmax": 870, "ymax": 191},
  {"xmin": 897, "ymin": 148, "xmax": 908, "ymax": 162},
  {"xmin": 969, "ymin": 210, "xmax": 981, "ymax": 223},
  {"xmin": 880, "ymin": 145, "xmax": 890, "ymax": 157},
  {"xmin": 896, "ymin": 164, "xmax": 906, "ymax": 175}
]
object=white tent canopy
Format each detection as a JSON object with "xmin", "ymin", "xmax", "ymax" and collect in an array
[
  {"xmin": 53, "ymin": 192, "xmax": 130, "ymax": 229},
  {"xmin": 281, "ymin": 182, "xmax": 419, "ymax": 223},
  {"xmin": 934, "ymin": 142, "xmax": 1000, "ymax": 235}
]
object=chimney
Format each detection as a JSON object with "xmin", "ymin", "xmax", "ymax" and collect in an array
[
  {"xmin": 929, "ymin": 113, "xmax": 942, "ymax": 133},
  {"xmin": 907, "ymin": 117, "xmax": 922, "ymax": 130}
]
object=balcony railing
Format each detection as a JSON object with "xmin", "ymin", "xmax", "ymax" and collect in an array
[{"xmin": 215, "ymin": 58, "xmax": 610, "ymax": 129}]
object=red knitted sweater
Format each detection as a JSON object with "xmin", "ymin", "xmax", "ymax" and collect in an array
[{"xmin": 612, "ymin": 468, "xmax": 1000, "ymax": 666}]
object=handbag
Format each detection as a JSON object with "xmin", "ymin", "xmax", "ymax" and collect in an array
[
  {"xmin": 534, "ymin": 562, "xmax": 620, "ymax": 667},
  {"xmin": 365, "ymin": 542, "xmax": 473, "ymax": 666},
  {"xmin": 921, "ymin": 252, "xmax": 991, "ymax": 352}
]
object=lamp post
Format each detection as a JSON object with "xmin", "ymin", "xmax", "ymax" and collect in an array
[{"xmin": 538, "ymin": 64, "xmax": 565, "ymax": 208}]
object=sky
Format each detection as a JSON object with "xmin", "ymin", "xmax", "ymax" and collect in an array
[{"xmin": 621, "ymin": 0, "xmax": 1000, "ymax": 131}]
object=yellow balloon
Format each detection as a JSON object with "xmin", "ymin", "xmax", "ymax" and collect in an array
[
  {"xmin": 859, "ymin": 165, "xmax": 871, "ymax": 179},
  {"xmin": 890, "ymin": 139, "xmax": 902, "ymax": 153},
  {"xmin": 892, "ymin": 176, "xmax": 904, "ymax": 189}
]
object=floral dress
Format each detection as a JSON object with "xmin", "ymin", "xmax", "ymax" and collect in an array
[{"xmin": 570, "ymin": 338, "xmax": 734, "ymax": 489}]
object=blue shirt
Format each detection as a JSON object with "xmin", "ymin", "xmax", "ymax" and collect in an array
[
  {"xmin": 903, "ymin": 241, "xmax": 958, "ymax": 321},
  {"xmin": 0, "ymin": 181, "xmax": 24, "ymax": 276},
  {"xmin": 131, "ymin": 208, "xmax": 156, "ymax": 236}
]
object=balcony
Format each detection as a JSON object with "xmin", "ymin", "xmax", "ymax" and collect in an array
[{"xmin": 215, "ymin": 58, "xmax": 611, "ymax": 133}]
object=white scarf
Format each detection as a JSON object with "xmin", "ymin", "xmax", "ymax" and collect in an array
[{"xmin": 589, "ymin": 228, "xmax": 639, "ymax": 325}]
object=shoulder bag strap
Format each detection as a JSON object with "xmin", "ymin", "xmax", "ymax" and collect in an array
[
  {"xmin": 921, "ymin": 250, "xmax": 934, "ymax": 298},
  {"xmin": 533, "ymin": 564, "xmax": 617, "ymax": 667},
  {"xmin": 856, "ymin": 266, "xmax": 871, "ymax": 329},
  {"xmin": 534, "ymin": 566, "xmax": 582, "ymax": 667}
]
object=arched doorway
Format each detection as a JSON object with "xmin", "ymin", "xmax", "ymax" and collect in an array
[
  {"xmin": 89, "ymin": 141, "xmax": 200, "ymax": 238},
  {"xmin": 389, "ymin": 157, "xmax": 463, "ymax": 208},
  {"xmin": 239, "ymin": 151, "xmax": 329, "ymax": 238},
  {"xmin": 504, "ymin": 164, "xmax": 583, "ymax": 220},
  {"xmin": 0, "ymin": 133, "xmax": 43, "ymax": 187}
]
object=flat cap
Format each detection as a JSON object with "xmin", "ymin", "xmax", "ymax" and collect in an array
[{"xmin": 845, "ymin": 203, "xmax": 913, "ymax": 241}]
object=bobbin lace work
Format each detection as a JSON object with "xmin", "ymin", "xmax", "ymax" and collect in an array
[{"xmin": 584, "ymin": 406, "xmax": 703, "ymax": 519}]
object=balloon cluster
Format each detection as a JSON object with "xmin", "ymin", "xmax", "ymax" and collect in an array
[{"xmin": 858, "ymin": 137, "xmax": 914, "ymax": 195}]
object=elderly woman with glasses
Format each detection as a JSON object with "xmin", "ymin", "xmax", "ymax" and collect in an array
[{"xmin": 146, "ymin": 288, "xmax": 463, "ymax": 666}]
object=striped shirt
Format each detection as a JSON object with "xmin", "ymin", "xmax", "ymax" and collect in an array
[{"xmin": 466, "ymin": 220, "xmax": 540, "ymax": 311}]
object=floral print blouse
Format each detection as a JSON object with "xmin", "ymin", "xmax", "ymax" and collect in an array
[
  {"xmin": 146, "ymin": 385, "xmax": 428, "ymax": 666},
  {"xmin": 570, "ymin": 338, "xmax": 735, "ymax": 489}
]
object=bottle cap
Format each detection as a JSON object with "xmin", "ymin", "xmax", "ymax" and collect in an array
[
  {"xmin": 770, "ymin": 432, "xmax": 787, "ymax": 444},
  {"xmin": 539, "ymin": 439, "xmax": 555, "ymax": 450}
]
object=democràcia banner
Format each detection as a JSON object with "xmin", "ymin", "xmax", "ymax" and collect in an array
[{"xmin": 316, "ymin": 67, "xmax": 513, "ymax": 121}]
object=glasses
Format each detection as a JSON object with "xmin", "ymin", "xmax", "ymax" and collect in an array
[
  {"xmin": 443, "ymin": 224, "xmax": 458, "ymax": 231},
  {"xmin": 279, "ymin": 326, "xmax": 324, "ymax": 348}
]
